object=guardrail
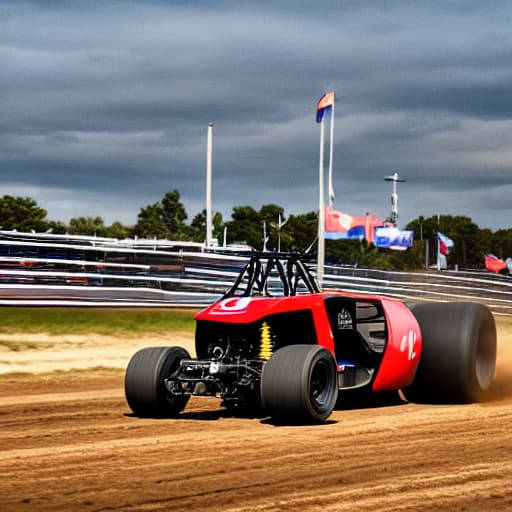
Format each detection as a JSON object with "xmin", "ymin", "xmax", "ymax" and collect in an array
[
  {"xmin": 1, "ymin": 253, "xmax": 512, "ymax": 314},
  {"xmin": 321, "ymin": 265, "xmax": 512, "ymax": 314}
]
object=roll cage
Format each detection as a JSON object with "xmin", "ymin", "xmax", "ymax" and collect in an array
[{"xmin": 223, "ymin": 252, "xmax": 320, "ymax": 298}]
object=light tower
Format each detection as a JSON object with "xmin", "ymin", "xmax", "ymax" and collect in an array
[{"xmin": 384, "ymin": 172, "xmax": 406, "ymax": 226}]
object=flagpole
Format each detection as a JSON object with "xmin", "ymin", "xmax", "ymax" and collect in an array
[
  {"xmin": 436, "ymin": 215, "xmax": 440, "ymax": 271},
  {"xmin": 328, "ymin": 102, "xmax": 335, "ymax": 206},
  {"xmin": 437, "ymin": 235, "xmax": 441, "ymax": 271},
  {"xmin": 206, "ymin": 123, "xmax": 213, "ymax": 247},
  {"xmin": 317, "ymin": 117, "xmax": 325, "ymax": 288}
]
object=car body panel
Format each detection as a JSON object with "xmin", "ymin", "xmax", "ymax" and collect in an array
[
  {"xmin": 195, "ymin": 289, "xmax": 423, "ymax": 392},
  {"xmin": 373, "ymin": 298, "xmax": 422, "ymax": 391}
]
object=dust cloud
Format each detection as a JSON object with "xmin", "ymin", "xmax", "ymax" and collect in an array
[{"xmin": 489, "ymin": 316, "xmax": 512, "ymax": 401}]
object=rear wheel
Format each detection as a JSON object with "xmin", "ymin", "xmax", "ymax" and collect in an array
[
  {"xmin": 404, "ymin": 302, "xmax": 496, "ymax": 403},
  {"xmin": 260, "ymin": 345, "xmax": 338, "ymax": 423},
  {"xmin": 125, "ymin": 346, "xmax": 190, "ymax": 417}
]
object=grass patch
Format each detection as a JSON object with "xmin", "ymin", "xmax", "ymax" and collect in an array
[
  {"xmin": 0, "ymin": 307, "xmax": 199, "ymax": 337},
  {"xmin": 2, "ymin": 306, "xmax": 509, "ymax": 339}
]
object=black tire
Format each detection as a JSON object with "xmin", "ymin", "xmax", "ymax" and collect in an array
[
  {"xmin": 260, "ymin": 345, "xmax": 338, "ymax": 423},
  {"xmin": 125, "ymin": 346, "xmax": 190, "ymax": 417},
  {"xmin": 404, "ymin": 302, "xmax": 496, "ymax": 404}
]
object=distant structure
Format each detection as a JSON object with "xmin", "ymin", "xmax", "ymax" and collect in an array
[{"xmin": 384, "ymin": 172, "xmax": 406, "ymax": 226}]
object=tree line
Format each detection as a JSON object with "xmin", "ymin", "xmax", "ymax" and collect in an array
[{"xmin": 0, "ymin": 191, "xmax": 508, "ymax": 271}]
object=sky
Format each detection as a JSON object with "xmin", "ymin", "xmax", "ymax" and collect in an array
[{"xmin": 2, "ymin": 1, "xmax": 512, "ymax": 231}]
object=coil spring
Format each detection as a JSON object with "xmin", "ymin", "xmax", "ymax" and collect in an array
[{"xmin": 259, "ymin": 321, "xmax": 273, "ymax": 360}]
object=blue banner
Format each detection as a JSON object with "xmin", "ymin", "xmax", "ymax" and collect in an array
[{"xmin": 374, "ymin": 227, "xmax": 414, "ymax": 250}]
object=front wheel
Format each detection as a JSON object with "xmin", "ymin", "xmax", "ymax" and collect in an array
[
  {"xmin": 125, "ymin": 346, "xmax": 190, "ymax": 417},
  {"xmin": 260, "ymin": 345, "xmax": 338, "ymax": 424}
]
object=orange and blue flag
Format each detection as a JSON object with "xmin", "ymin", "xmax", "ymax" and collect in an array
[
  {"xmin": 316, "ymin": 91, "xmax": 335, "ymax": 123},
  {"xmin": 324, "ymin": 207, "xmax": 383, "ymax": 243}
]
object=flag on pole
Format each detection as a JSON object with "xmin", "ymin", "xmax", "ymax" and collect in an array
[
  {"xmin": 317, "ymin": 92, "xmax": 335, "ymax": 285},
  {"xmin": 324, "ymin": 207, "xmax": 383, "ymax": 243},
  {"xmin": 316, "ymin": 91, "xmax": 335, "ymax": 123},
  {"xmin": 324, "ymin": 207, "xmax": 365, "ymax": 240},
  {"xmin": 485, "ymin": 254, "xmax": 507, "ymax": 274},
  {"xmin": 438, "ymin": 232, "xmax": 454, "ymax": 255},
  {"xmin": 362, "ymin": 214, "xmax": 385, "ymax": 245}
]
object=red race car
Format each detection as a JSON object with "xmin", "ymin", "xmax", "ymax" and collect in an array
[{"xmin": 125, "ymin": 253, "xmax": 497, "ymax": 424}]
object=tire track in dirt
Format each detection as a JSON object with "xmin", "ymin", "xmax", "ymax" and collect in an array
[
  {"xmin": 0, "ymin": 317, "xmax": 511, "ymax": 511},
  {"xmin": 0, "ymin": 376, "xmax": 511, "ymax": 512}
]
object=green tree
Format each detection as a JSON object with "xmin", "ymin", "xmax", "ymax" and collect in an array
[
  {"xmin": 68, "ymin": 216, "xmax": 108, "ymax": 237},
  {"xmin": 161, "ymin": 190, "xmax": 188, "ymax": 238},
  {"xmin": 47, "ymin": 220, "xmax": 68, "ymax": 235},
  {"xmin": 105, "ymin": 221, "xmax": 132, "ymax": 240},
  {"xmin": 190, "ymin": 210, "xmax": 224, "ymax": 243},
  {"xmin": 388, "ymin": 240, "xmax": 424, "ymax": 270},
  {"xmin": 133, "ymin": 203, "xmax": 170, "ymax": 239},
  {"xmin": 492, "ymin": 229, "xmax": 512, "ymax": 260},
  {"xmin": 406, "ymin": 215, "xmax": 484, "ymax": 268},
  {"xmin": 225, "ymin": 206, "xmax": 262, "ymax": 248},
  {"xmin": 0, "ymin": 195, "xmax": 48, "ymax": 232},
  {"xmin": 282, "ymin": 212, "xmax": 318, "ymax": 253},
  {"xmin": 4, "ymin": 188, "xmax": 503, "ymax": 272},
  {"xmin": 259, "ymin": 204, "xmax": 285, "ymax": 251},
  {"xmin": 442, "ymin": 215, "xmax": 481, "ymax": 267},
  {"xmin": 324, "ymin": 238, "xmax": 396, "ymax": 269},
  {"xmin": 132, "ymin": 190, "xmax": 188, "ymax": 240}
]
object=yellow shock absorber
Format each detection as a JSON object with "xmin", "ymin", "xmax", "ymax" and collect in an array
[{"xmin": 259, "ymin": 321, "xmax": 273, "ymax": 360}]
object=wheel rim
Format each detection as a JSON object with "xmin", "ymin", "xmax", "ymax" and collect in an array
[
  {"xmin": 162, "ymin": 348, "xmax": 189, "ymax": 409},
  {"xmin": 310, "ymin": 358, "xmax": 335, "ymax": 412}
]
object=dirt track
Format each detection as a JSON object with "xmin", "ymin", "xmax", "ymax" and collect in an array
[{"xmin": 1, "ymin": 323, "xmax": 512, "ymax": 511}]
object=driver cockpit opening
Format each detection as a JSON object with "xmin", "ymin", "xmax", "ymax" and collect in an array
[{"xmin": 324, "ymin": 297, "xmax": 387, "ymax": 388}]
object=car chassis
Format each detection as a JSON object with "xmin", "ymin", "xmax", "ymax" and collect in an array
[{"xmin": 125, "ymin": 252, "xmax": 497, "ymax": 424}]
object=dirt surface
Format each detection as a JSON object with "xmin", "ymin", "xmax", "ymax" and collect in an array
[
  {"xmin": 0, "ymin": 331, "xmax": 195, "ymax": 375},
  {"xmin": 1, "ymin": 322, "xmax": 512, "ymax": 511}
]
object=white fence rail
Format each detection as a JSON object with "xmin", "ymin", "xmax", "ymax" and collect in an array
[
  {"xmin": 0, "ymin": 253, "xmax": 511, "ymax": 314},
  {"xmin": 322, "ymin": 265, "xmax": 512, "ymax": 314}
]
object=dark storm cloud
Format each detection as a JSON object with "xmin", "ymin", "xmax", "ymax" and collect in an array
[{"xmin": 1, "ymin": 0, "xmax": 512, "ymax": 229}]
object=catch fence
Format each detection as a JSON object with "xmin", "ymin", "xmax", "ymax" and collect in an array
[{"xmin": 0, "ymin": 252, "xmax": 511, "ymax": 314}]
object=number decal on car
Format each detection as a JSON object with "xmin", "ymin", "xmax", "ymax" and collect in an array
[{"xmin": 400, "ymin": 330, "xmax": 418, "ymax": 361}]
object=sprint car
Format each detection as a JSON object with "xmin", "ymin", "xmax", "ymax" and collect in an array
[{"xmin": 125, "ymin": 253, "xmax": 497, "ymax": 424}]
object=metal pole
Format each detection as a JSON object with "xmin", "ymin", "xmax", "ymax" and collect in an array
[
  {"xmin": 384, "ymin": 172, "xmax": 405, "ymax": 226},
  {"xmin": 328, "ymin": 103, "xmax": 335, "ymax": 206},
  {"xmin": 317, "ymin": 118, "xmax": 325, "ymax": 288},
  {"xmin": 437, "ymin": 236, "xmax": 441, "ymax": 271},
  {"xmin": 278, "ymin": 214, "xmax": 281, "ymax": 253},
  {"xmin": 206, "ymin": 123, "xmax": 213, "ymax": 246},
  {"xmin": 436, "ymin": 214, "xmax": 440, "ymax": 271}
]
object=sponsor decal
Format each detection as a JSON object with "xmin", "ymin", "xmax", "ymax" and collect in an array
[
  {"xmin": 216, "ymin": 296, "xmax": 252, "ymax": 312},
  {"xmin": 400, "ymin": 330, "xmax": 418, "ymax": 361},
  {"xmin": 337, "ymin": 308, "xmax": 353, "ymax": 330}
]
